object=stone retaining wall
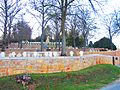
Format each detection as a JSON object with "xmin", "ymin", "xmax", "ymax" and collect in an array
[
  {"xmin": 85, "ymin": 51, "xmax": 120, "ymax": 56},
  {"xmin": 0, "ymin": 54, "xmax": 116, "ymax": 77}
]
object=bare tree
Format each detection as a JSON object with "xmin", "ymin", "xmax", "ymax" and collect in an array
[
  {"xmin": 29, "ymin": 0, "xmax": 106, "ymax": 54},
  {"xmin": 60, "ymin": 0, "xmax": 76, "ymax": 55},
  {"xmin": 12, "ymin": 20, "xmax": 32, "ymax": 48},
  {"xmin": 30, "ymin": 0, "xmax": 52, "ymax": 51},
  {"xmin": 51, "ymin": 0, "xmax": 102, "ymax": 55},
  {"xmin": 0, "ymin": 0, "xmax": 23, "ymax": 51},
  {"xmin": 30, "ymin": 0, "xmax": 75, "ymax": 53},
  {"xmin": 48, "ymin": 7, "xmax": 61, "ymax": 50},
  {"xmin": 103, "ymin": 10, "xmax": 120, "ymax": 50},
  {"xmin": 112, "ymin": 10, "xmax": 120, "ymax": 35},
  {"xmin": 103, "ymin": 15, "xmax": 114, "ymax": 50},
  {"xmin": 49, "ymin": 0, "xmax": 75, "ymax": 55},
  {"xmin": 77, "ymin": 8, "xmax": 97, "ymax": 50},
  {"xmin": 53, "ymin": 14, "xmax": 61, "ymax": 50},
  {"xmin": 67, "ymin": 14, "xmax": 78, "ymax": 48}
]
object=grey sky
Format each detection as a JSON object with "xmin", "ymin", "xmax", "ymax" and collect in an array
[
  {"xmin": 0, "ymin": 0, "xmax": 120, "ymax": 48},
  {"xmin": 22, "ymin": 0, "xmax": 120, "ymax": 48}
]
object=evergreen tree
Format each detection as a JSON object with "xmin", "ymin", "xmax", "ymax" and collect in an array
[{"xmin": 93, "ymin": 37, "xmax": 117, "ymax": 50}]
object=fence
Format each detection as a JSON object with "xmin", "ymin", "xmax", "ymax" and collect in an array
[{"xmin": 0, "ymin": 53, "xmax": 118, "ymax": 77}]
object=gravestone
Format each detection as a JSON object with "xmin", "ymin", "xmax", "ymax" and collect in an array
[
  {"xmin": 53, "ymin": 52, "xmax": 58, "ymax": 57},
  {"xmin": 0, "ymin": 52, "xmax": 5, "ymax": 58},
  {"xmin": 33, "ymin": 52, "xmax": 38, "ymax": 57},
  {"xmin": 23, "ymin": 52, "xmax": 27, "ymax": 57},
  {"xmin": 48, "ymin": 52, "xmax": 52, "ymax": 57},
  {"xmin": 16, "ymin": 53, "xmax": 22, "ymax": 57},
  {"xmin": 11, "ymin": 52, "xmax": 16, "ymax": 57},
  {"xmin": 8, "ymin": 53, "xmax": 12, "ymax": 57},
  {"xmin": 79, "ymin": 51, "xmax": 83, "ymax": 56},
  {"xmin": 44, "ymin": 52, "xmax": 49, "ymax": 57},
  {"xmin": 27, "ymin": 52, "xmax": 31, "ymax": 57},
  {"xmin": 70, "ymin": 51, "xmax": 74, "ymax": 56}
]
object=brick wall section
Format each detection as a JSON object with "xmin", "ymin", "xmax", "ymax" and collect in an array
[
  {"xmin": 0, "ymin": 55, "xmax": 114, "ymax": 77},
  {"xmin": 84, "ymin": 51, "xmax": 118, "ymax": 56}
]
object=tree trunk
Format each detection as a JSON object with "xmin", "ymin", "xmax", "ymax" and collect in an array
[
  {"xmin": 1, "ymin": 0, "xmax": 8, "ymax": 51},
  {"xmin": 61, "ymin": 0, "xmax": 67, "ymax": 56},
  {"xmin": 7, "ymin": 18, "xmax": 12, "ymax": 47},
  {"xmin": 73, "ymin": 27, "xmax": 76, "ymax": 48},
  {"xmin": 109, "ymin": 27, "xmax": 113, "ymax": 50},
  {"xmin": 58, "ymin": 33, "xmax": 61, "ymax": 51},
  {"xmin": 55, "ymin": 19, "xmax": 59, "ymax": 49},
  {"xmin": 55, "ymin": 31, "xmax": 58, "ymax": 49},
  {"xmin": 83, "ymin": 35, "xmax": 86, "ymax": 52},
  {"xmin": 2, "ymin": 28, "xmax": 7, "ymax": 51},
  {"xmin": 41, "ymin": 25, "xmax": 45, "ymax": 51},
  {"xmin": 73, "ymin": 36, "xmax": 76, "ymax": 48},
  {"xmin": 61, "ymin": 11, "xmax": 67, "ymax": 55},
  {"xmin": 41, "ymin": 3, "xmax": 45, "ymax": 51}
]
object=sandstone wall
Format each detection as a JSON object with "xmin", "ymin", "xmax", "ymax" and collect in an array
[{"xmin": 0, "ymin": 55, "xmax": 117, "ymax": 77}]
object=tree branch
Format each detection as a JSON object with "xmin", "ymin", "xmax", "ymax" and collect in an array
[
  {"xmin": 67, "ymin": 0, "xmax": 75, "ymax": 6},
  {"xmin": 88, "ymin": 0, "xmax": 96, "ymax": 12}
]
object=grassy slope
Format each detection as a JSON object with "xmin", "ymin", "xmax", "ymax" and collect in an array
[{"xmin": 0, "ymin": 64, "xmax": 120, "ymax": 90}]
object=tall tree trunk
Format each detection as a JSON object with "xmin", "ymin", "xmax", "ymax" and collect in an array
[
  {"xmin": 7, "ymin": 18, "xmax": 12, "ymax": 47},
  {"xmin": 73, "ymin": 27, "xmax": 76, "ymax": 48},
  {"xmin": 41, "ymin": 20, "xmax": 45, "ymax": 51},
  {"xmin": 83, "ymin": 35, "xmax": 86, "ymax": 52},
  {"xmin": 55, "ymin": 31, "xmax": 58, "ymax": 49},
  {"xmin": 61, "ymin": 0, "xmax": 67, "ymax": 56},
  {"xmin": 55, "ymin": 19, "xmax": 59, "ymax": 49},
  {"xmin": 41, "ymin": 2, "xmax": 45, "ymax": 51},
  {"xmin": 73, "ymin": 36, "xmax": 76, "ymax": 48},
  {"xmin": 58, "ymin": 32, "xmax": 61, "ymax": 51},
  {"xmin": 109, "ymin": 27, "xmax": 113, "ymax": 50},
  {"xmin": 2, "ymin": 26, "xmax": 7, "ymax": 51},
  {"xmin": 1, "ymin": 0, "xmax": 8, "ymax": 51}
]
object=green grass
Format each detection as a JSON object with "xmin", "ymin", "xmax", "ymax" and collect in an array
[{"xmin": 0, "ymin": 64, "xmax": 120, "ymax": 90}]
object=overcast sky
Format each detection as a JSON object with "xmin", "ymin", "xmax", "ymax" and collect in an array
[
  {"xmin": 105, "ymin": 0, "xmax": 120, "ymax": 48},
  {"xmin": 87, "ymin": 0, "xmax": 120, "ymax": 48},
  {"xmin": 22, "ymin": 0, "xmax": 120, "ymax": 48},
  {"xmin": 1, "ymin": 0, "xmax": 120, "ymax": 48}
]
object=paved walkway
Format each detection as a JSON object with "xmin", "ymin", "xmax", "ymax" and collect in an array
[{"xmin": 100, "ymin": 78, "xmax": 120, "ymax": 90}]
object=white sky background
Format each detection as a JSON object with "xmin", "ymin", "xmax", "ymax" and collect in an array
[
  {"xmin": 88, "ymin": 0, "xmax": 120, "ymax": 48},
  {"xmin": 104, "ymin": 0, "xmax": 120, "ymax": 48},
  {"xmin": 1, "ymin": 0, "xmax": 120, "ymax": 48},
  {"xmin": 23, "ymin": 0, "xmax": 120, "ymax": 48},
  {"xmin": 20, "ymin": 0, "xmax": 120, "ymax": 48}
]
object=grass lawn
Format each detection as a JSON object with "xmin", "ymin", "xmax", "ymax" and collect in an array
[{"xmin": 0, "ymin": 64, "xmax": 120, "ymax": 90}]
